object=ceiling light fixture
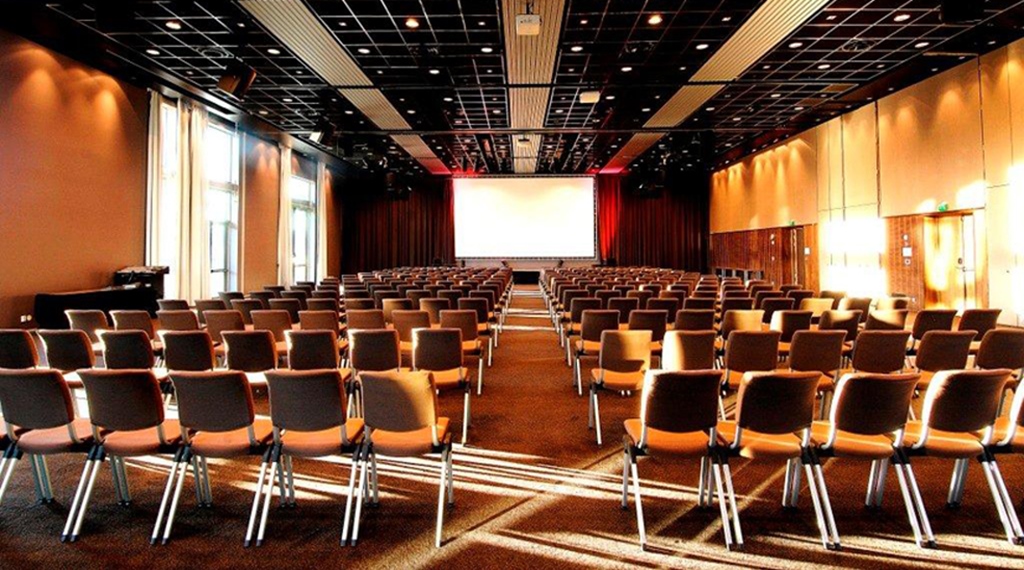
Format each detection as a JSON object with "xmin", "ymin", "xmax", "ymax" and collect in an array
[
  {"xmin": 258, "ymin": 110, "xmax": 268, "ymax": 115},
  {"xmin": 283, "ymin": 97, "xmax": 293, "ymax": 102},
  {"xmin": 605, "ymin": 95, "xmax": 616, "ymax": 100},
  {"xmin": 443, "ymin": 96, "xmax": 453, "ymax": 102},
  {"xmin": 357, "ymin": 48, "xmax": 371, "ymax": 54},
  {"xmin": 407, "ymin": 109, "xmax": 416, "ymax": 114},
  {"xmin": 770, "ymin": 93, "xmax": 781, "ymax": 98},
  {"xmin": 267, "ymin": 48, "xmax": 281, "ymax": 55},
  {"xmin": 915, "ymin": 41, "xmax": 930, "ymax": 48},
  {"xmin": 648, "ymin": 14, "xmax": 663, "ymax": 25},
  {"xmin": 146, "ymin": 48, "xmax": 160, "ymax": 56},
  {"xmin": 705, "ymin": 106, "xmax": 715, "ymax": 111},
  {"xmin": 696, "ymin": 43, "xmax": 709, "ymax": 50},
  {"xmin": 894, "ymin": 13, "xmax": 911, "ymax": 22},
  {"xmin": 570, "ymin": 45, "xmax": 583, "ymax": 52},
  {"xmin": 641, "ymin": 107, "xmax": 651, "ymax": 112},
  {"xmin": 165, "ymin": 20, "xmax": 182, "ymax": 30},
  {"xmin": 344, "ymin": 110, "xmax": 354, "ymax": 115},
  {"xmin": 817, "ymin": 63, "xmax": 831, "ymax": 69},
  {"xmin": 795, "ymin": 106, "xmax": 804, "ymax": 111},
  {"xmin": 429, "ymin": 69, "xmax": 440, "ymax": 75},
  {"xmin": 405, "ymin": 18, "xmax": 420, "ymax": 29},
  {"xmin": 621, "ymin": 66, "xmax": 633, "ymax": 72},
  {"xmin": 788, "ymin": 41, "xmax": 803, "ymax": 48},
  {"xmin": 481, "ymin": 46, "xmax": 493, "ymax": 53}
]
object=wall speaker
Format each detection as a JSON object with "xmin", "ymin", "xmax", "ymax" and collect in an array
[
  {"xmin": 217, "ymin": 60, "xmax": 257, "ymax": 100},
  {"xmin": 940, "ymin": 1, "xmax": 984, "ymax": 23}
]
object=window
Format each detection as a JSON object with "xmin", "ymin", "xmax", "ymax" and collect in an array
[
  {"xmin": 290, "ymin": 174, "xmax": 317, "ymax": 283},
  {"xmin": 154, "ymin": 102, "xmax": 181, "ymax": 298},
  {"xmin": 205, "ymin": 123, "xmax": 240, "ymax": 296}
]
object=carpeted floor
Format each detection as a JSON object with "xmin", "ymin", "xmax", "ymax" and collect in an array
[{"xmin": 1, "ymin": 286, "xmax": 1022, "ymax": 569}]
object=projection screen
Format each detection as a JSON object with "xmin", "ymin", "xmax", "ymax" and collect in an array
[{"xmin": 453, "ymin": 177, "xmax": 596, "ymax": 259}]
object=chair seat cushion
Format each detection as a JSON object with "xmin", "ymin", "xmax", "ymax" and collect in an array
[
  {"xmin": 902, "ymin": 421, "xmax": 983, "ymax": 458},
  {"xmin": 15, "ymin": 418, "xmax": 95, "ymax": 454},
  {"xmin": 427, "ymin": 368, "xmax": 469, "ymax": 389},
  {"xmin": 461, "ymin": 340, "xmax": 482, "ymax": 356},
  {"xmin": 716, "ymin": 420, "xmax": 803, "ymax": 459},
  {"xmin": 811, "ymin": 421, "xmax": 895, "ymax": 459},
  {"xmin": 590, "ymin": 368, "xmax": 644, "ymax": 390},
  {"xmin": 102, "ymin": 420, "xmax": 182, "ymax": 457},
  {"xmin": 992, "ymin": 417, "xmax": 1024, "ymax": 452},
  {"xmin": 190, "ymin": 418, "xmax": 274, "ymax": 458},
  {"xmin": 625, "ymin": 419, "xmax": 710, "ymax": 458},
  {"xmin": 574, "ymin": 339, "xmax": 601, "ymax": 355},
  {"xmin": 280, "ymin": 419, "xmax": 364, "ymax": 458},
  {"xmin": 370, "ymin": 418, "xmax": 450, "ymax": 457}
]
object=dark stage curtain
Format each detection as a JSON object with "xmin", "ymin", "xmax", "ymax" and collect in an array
[
  {"xmin": 597, "ymin": 172, "xmax": 709, "ymax": 270},
  {"xmin": 341, "ymin": 177, "xmax": 455, "ymax": 273}
]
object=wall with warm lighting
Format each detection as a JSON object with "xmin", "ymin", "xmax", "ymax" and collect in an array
[{"xmin": 711, "ymin": 37, "xmax": 1024, "ymax": 324}]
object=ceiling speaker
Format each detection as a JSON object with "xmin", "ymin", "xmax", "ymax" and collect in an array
[
  {"xmin": 217, "ymin": 60, "xmax": 257, "ymax": 100},
  {"xmin": 940, "ymin": 1, "xmax": 984, "ymax": 23}
]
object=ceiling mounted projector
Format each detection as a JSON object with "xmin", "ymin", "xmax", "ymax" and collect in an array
[
  {"xmin": 516, "ymin": 2, "xmax": 541, "ymax": 36},
  {"xmin": 579, "ymin": 91, "xmax": 600, "ymax": 104}
]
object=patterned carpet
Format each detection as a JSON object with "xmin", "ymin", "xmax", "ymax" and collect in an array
[{"xmin": 0, "ymin": 286, "xmax": 1021, "ymax": 569}]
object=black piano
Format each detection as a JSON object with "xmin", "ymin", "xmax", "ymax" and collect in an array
[{"xmin": 34, "ymin": 286, "xmax": 158, "ymax": 329}]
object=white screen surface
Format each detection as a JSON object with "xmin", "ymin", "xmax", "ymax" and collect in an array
[{"xmin": 453, "ymin": 177, "xmax": 596, "ymax": 258}]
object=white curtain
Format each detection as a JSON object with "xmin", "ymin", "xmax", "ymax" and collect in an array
[
  {"xmin": 145, "ymin": 90, "xmax": 163, "ymax": 267},
  {"xmin": 277, "ymin": 145, "xmax": 293, "ymax": 285},
  {"xmin": 185, "ymin": 103, "xmax": 209, "ymax": 302},
  {"xmin": 316, "ymin": 162, "xmax": 329, "ymax": 280}
]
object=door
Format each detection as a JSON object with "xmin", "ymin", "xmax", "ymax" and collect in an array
[{"xmin": 923, "ymin": 211, "xmax": 986, "ymax": 310}]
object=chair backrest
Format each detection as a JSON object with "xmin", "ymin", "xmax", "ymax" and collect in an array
[
  {"xmin": 627, "ymin": 310, "xmax": 667, "ymax": 342},
  {"xmin": 625, "ymin": 289, "xmax": 653, "ymax": 309},
  {"xmin": 769, "ymin": 310, "xmax": 812, "ymax": 342},
  {"xmin": 222, "ymin": 330, "xmax": 277, "ymax": 372},
  {"xmin": 420, "ymin": 298, "xmax": 451, "ymax": 325},
  {"xmin": 837, "ymin": 297, "xmax": 873, "ymax": 322},
  {"xmin": 661, "ymin": 330, "xmax": 716, "ymax": 371},
  {"xmin": 350, "ymin": 329, "xmax": 401, "ymax": 372},
  {"xmin": 865, "ymin": 309, "xmax": 909, "ymax": 331},
  {"xmin": 100, "ymin": 330, "xmax": 155, "ymax": 369},
  {"xmin": 382, "ymin": 298, "xmax": 414, "ymax": 324},
  {"xmin": 0, "ymin": 369, "xmax": 75, "ymax": 430},
  {"xmin": 157, "ymin": 310, "xmax": 200, "ymax": 331},
  {"xmin": 204, "ymin": 310, "xmax": 245, "ymax": 343},
  {"xmin": 569, "ymin": 298, "xmax": 602, "ymax": 323},
  {"xmin": 78, "ymin": 369, "xmax": 165, "ymax": 432},
  {"xmin": 673, "ymin": 309, "xmax": 715, "ymax": 331},
  {"xmin": 171, "ymin": 370, "xmax": 255, "ymax": 432},
  {"xmin": 851, "ymin": 330, "xmax": 911, "ymax": 373},
  {"xmin": 734, "ymin": 371, "xmax": 821, "ymax": 435},
  {"xmin": 579, "ymin": 310, "xmax": 620, "ymax": 342},
  {"xmin": 219, "ymin": 292, "xmax": 245, "ymax": 306},
  {"xmin": 799, "ymin": 298, "xmax": 835, "ymax": 319},
  {"xmin": 268, "ymin": 298, "xmax": 303, "ymax": 323},
  {"xmin": 753, "ymin": 290, "xmax": 783, "ymax": 309},
  {"xmin": 608, "ymin": 298, "xmax": 640, "ymax": 324},
  {"xmin": 829, "ymin": 373, "xmax": 920, "ymax": 437},
  {"xmin": 361, "ymin": 370, "xmax": 438, "ymax": 439},
  {"xmin": 683, "ymin": 297, "xmax": 715, "ymax": 310},
  {"xmin": 263, "ymin": 285, "xmax": 286, "ymax": 297},
  {"xmin": 344, "ymin": 298, "xmax": 376, "ymax": 311},
  {"xmin": 914, "ymin": 330, "xmax": 975, "ymax": 373},
  {"xmin": 760, "ymin": 297, "xmax": 795, "ymax": 323},
  {"xmin": 819, "ymin": 290, "xmax": 847, "ymax": 309},
  {"xmin": 66, "ymin": 309, "xmax": 109, "ymax": 342},
  {"xmin": 646, "ymin": 298, "xmax": 678, "ymax": 322},
  {"xmin": 39, "ymin": 329, "xmax": 95, "ymax": 372},
  {"xmin": 265, "ymin": 369, "xmax": 347, "ymax": 433},
  {"xmin": 724, "ymin": 330, "xmax": 780, "ymax": 373},
  {"xmin": 640, "ymin": 370, "xmax": 723, "ymax": 437},
  {"xmin": 720, "ymin": 310, "xmax": 764, "ymax": 341},
  {"xmin": 976, "ymin": 329, "xmax": 1024, "ymax": 373},
  {"xmin": 818, "ymin": 309, "xmax": 862, "ymax": 341},
  {"xmin": 248, "ymin": 291, "xmax": 276, "ymax": 308},
  {"xmin": 280, "ymin": 290, "xmax": 309, "ymax": 310},
  {"xmin": 346, "ymin": 309, "xmax": 387, "ymax": 331},
  {"xmin": 439, "ymin": 310, "xmax": 478, "ymax": 342},
  {"xmin": 412, "ymin": 328, "xmax": 463, "ymax": 372},
  {"xmin": 920, "ymin": 369, "xmax": 1012, "ymax": 435},
  {"xmin": 875, "ymin": 297, "xmax": 910, "ymax": 311},
  {"xmin": 298, "ymin": 310, "xmax": 341, "ymax": 334},
  {"xmin": 911, "ymin": 309, "xmax": 958, "ymax": 340},
  {"xmin": 307, "ymin": 298, "xmax": 340, "ymax": 313},
  {"xmin": 157, "ymin": 299, "xmax": 190, "ymax": 311},
  {"xmin": 251, "ymin": 310, "xmax": 292, "ymax": 342},
  {"xmin": 393, "ymin": 310, "xmax": 431, "ymax": 342},
  {"xmin": 598, "ymin": 330, "xmax": 652, "ymax": 373},
  {"xmin": 786, "ymin": 290, "xmax": 815, "ymax": 305},
  {"xmin": 720, "ymin": 297, "xmax": 754, "ymax": 314},
  {"xmin": 110, "ymin": 310, "xmax": 155, "ymax": 338},
  {"xmin": 286, "ymin": 330, "xmax": 339, "ymax": 370},
  {"xmin": 161, "ymin": 331, "xmax": 216, "ymax": 372},
  {"xmin": 194, "ymin": 299, "xmax": 227, "ymax": 324},
  {"xmin": 230, "ymin": 299, "xmax": 264, "ymax": 325},
  {"xmin": 0, "ymin": 329, "xmax": 39, "ymax": 369},
  {"xmin": 788, "ymin": 330, "xmax": 845, "ymax": 374},
  {"xmin": 437, "ymin": 290, "xmax": 461, "ymax": 306},
  {"xmin": 457, "ymin": 298, "xmax": 489, "ymax": 324},
  {"xmin": 957, "ymin": 309, "xmax": 1001, "ymax": 337}
]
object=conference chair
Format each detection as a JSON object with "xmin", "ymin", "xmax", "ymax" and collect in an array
[
  {"xmin": 840, "ymin": 330, "xmax": 912, "ymax": 378},
  {"xmin": 263, "ymin": 285, "xmax": 286, "ymax": 298},
  {"xmin": 251, "ymin": 370, "xmax": 362, "ymax": 547},
  {"xmin": 0, "ymin": 329, "xmax": 39, "ymax": 369},
  {"xmin": 110, "ymin": 310, "xmax": 157, "ymax": 340},
  {"xmin": 819, "ymin": 290, "xmax": 847, "ymax": 310},
  {"xmin": 457, "ymin": 298, "xmax": 494, "ymax": 366},
  {"xmin": 818, "ymin": 310, "xmax": 863, "ymax": 351},
  {"xmin": 231, "ymin": 299, "xmax": 264, "ymax": 325},
  {"xmin": 779, "ymin": 284, "xmax": 802, "ymax": 294},
  {"xmin": 348, "ymin": 370, "xmax": 453, "ymax": 548},
  {"xmin": 626, "ymin": 290, "xmax": 653, "ymax": 310},
  {"xmin": 975, "ymin": 330, "xmax": 1024, "ymax": 396},
  {"xmin": 716, "ymin": 371, "xmax": 833, "ymax": 551},
  {"xmin": 608, "ymin": 298, "xmax": 640, "ymax": 325},
  {"xmin": 65, "ymin": 310, "xmax": 107, "ymax": 357},
  {"xmin": 153, "ymin": 370, "xmax": 274, "ymax": 544},
  {"xmin": 38, "ymin": 330, "xmax": 93, "ymax": 388},
  {"xmin": 160, "ymin": 331, "xmax": 216, "ymax": 372},
  {"xmin": 770, "ymin": 310, "xmax": 813, "ymax": 357},
  {"xmin": 911, "ymin": 331, "xmax": 975, "ymax": 392},
  {"xmin": 280, "ymin": 290, "xmax": 309, "ymax": 310},
  {"xmin": 720, "ymin": 331, "xmax": 781, "ymax": 415},
  {"xmin": 786, "ymin": 290, "xmax": 815, "ymax": 306},
  {"xmin": 286, "ymin": 330, "xmax": 343, "ymax": 371},
  {"xmin": 800, "ymin": 298, "xmax": 836, "ymax": 324},
  {"xmin": 785, "ymin": 330, "xmax": 846, "ymax": 416},
  {"xmin": 344, "ymin": 298, "xmax": 376, "ymax": 312},
  {"xmin": 268, "ymin": 299, "xmax": 303, "ymax": 324},
  {"xmin": 63, "ymin": 369, "xmax": 182, "ymax": 542},
  {"xmin": 420, "ymin": 298, "xmax": 450, "ymax": 326},
  {"xmin": 865, "ymin": 310, "xmax": 909, "ymax": 331},
  {"xmin": 627, "ymin": 310, "xmax": 668, "ymax": 363},
  {"xmin": 572, "ymin": 310, "xmax": 620, "ymax": 396},
  {"xmin": 876, "ymin": 297, "xmax": 910, "ymax": 311},
  {"xmin": 412, "ymin": 329, "xmax": 472, "ymax": 444},
  {"xmin": 222, "ymin": 331, "xmax": 277, "ymax": 387},
  {"xmin": 673, "ymin": 309, "xmax": 715, "ymax": 332},
  {"xmin": 907, "ymin": 309, "xmax": 958, "ymax": 355},
  {"xmin": 194, "ymin": 299, "xmax": 227, "ymax": 325},
  {"xmin": 204, "ymin": 310, "xmax": 245, "ymax": 344},
  {"xmin": 219, "ymin": 292, "xmax": 245, "ymax": 307},
  {"xmin": 248, "ymin": 291, "xmax": 275, "ymax": 309},
  {"xmin": 683, "ymin": 297, "xmax": 715, "ymax": 311},
  {"xmin": 0, "ymin": 369, "xmax": 94, "ymax": 511},
  {"xmin": 958, "ymin": 309, "xmax": 1002, "ymax": 354},
  {"xmin": 901, "ymin": 369, "xmax": 1019, "ymax": 545},
  {"xmin": 759, "ymin": 298, "xmax": 795, "ymax": 325},
  {"xmin": 99, "ymin": 330, "xmax": 155, "ymax": 370},
  {"xmin": 157, "ymin": 310, "xmax": 200, "ymax": 332},
  {"xmin": 381, "ymin": 298, "xmax": 414, "ymax": 325},
  {"xmin": 392, "ymin": 310, "xmax": 431, "ymax": 365},
  {"xmin": 717, "ymin": 310, "xmax": 764, "ymax": 352},
  {"xmin": 346, "ymin": 310, "xmax": 387, "ymax": 331},
  {"xmin": 298, "ymin": 310, "xmax": 349, "ymax": 359},
  {"xmin": 718, "ymin": 298, "xmax": 754, "ymax": 322},
  {"xmin": 439, "ymin": 310, "xmax": 486, "ymax": 395},
  {"xmin": 157, "ymin": 299, "xmax": 189, "ymax": 311},
  {"xmin": 349, "ymin": 330, "xmax": 402, "ymax": 375},
  {"xmin": 812, "ymin": 372, "xmax": 923, "ymax": 547},
  {"xmin": 588, "ymin": 330, "xmax": 652, "ymax": 445},
  {"xmin": 437, "ymin": 290, "xmax": 461, "ymax": 308},
  {"xmin": 661, "ymin": 330, "xmax": 716, "ymax": 371},
  {"xmin": 307, "ymin": 298, "xmax": 340, "ymax": 313},
  {"xmin": 620, "ymin": 370, "xmax": 725, "ymax": 549}
]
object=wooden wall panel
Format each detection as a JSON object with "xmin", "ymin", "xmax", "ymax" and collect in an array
[
  {"xmin": 884, "ymin": 215, "xmax": 926, "ymax": 311},
  {"xmin": 710, "ymin": 224, "xmax": 819, "ymax": 289}
]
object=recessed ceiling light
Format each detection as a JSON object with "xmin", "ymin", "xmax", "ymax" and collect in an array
[
  {"xmin": 486, "ymin": 69, "xmax": 493, "ymax": 73},
  {"xmin": 267, "ymin": 48, "xmax": 281, "ymax": 55},
  {"xmin": 357, "ymin": 48, "xmax": 371, "ymax": 54},
  {"xmin": 344, "ymin": 110, "xmax": 354, "ymax": 115},
  {"xmin": 696, "ymin": 43, "xmax": 709, "ymax": 50},
  {"xmin": 454, "ymin": 119, "xmax": 463, "ymax": 124},
  {"xmin": 283, "ymin": 97, "xmax": 293, "ymax": 102},
  {"xmin": 568, "ymin": 67, "xmax": 575, "ymax": 72},
  {"xmin": 641, "ymin": 107, "xmax": 651, "ymax": 112},
  {"xmin": 621, "ymin": 66, "xmax": 633, "ymax": 72},
  {"xmin": 788, "ymin": 41, "xmax": 803, "ymax": 49},
  {"xmin": 405, "ymin": 18, "xmax": 420, "ymax": 29},
  {"xmin": 605, "ymin": 95, "xmax": 616, "ymax": 100},
  {"xmin": 258, "ymin": 110, "xmax": 268, "ymax": 115},
  {"xmin": 555, "ymin": 109, "xmax": 564, "ymax": 114},
  {"xmin": 877, "ymin": 63, "xmax": 885, "ymax": 68},
  {"xmin": 894, "ymin": 13, "xmax": 911, "ymax": 22},
  {"xmin": 580, "ymin": 19, "xmax": 589, "ymax": 25},
  {"xmin": 648, "ymin": 14, "xmax": 663, "ymax": 25},
  {"xmin": 825, "ymin": 14, "xmax": 836, "ymax": 21},
  {"xmin": 762, "ymin": 64, "xmax": 771, "ymax": 70},
  {"xmin": 492, "ymin": 109, "xmax": 501, "ymax": 114},
  {"xmin": 732, "ymin": 117, "xmax": 742, "ymax": 121},
  {"xmin": 481, "ymin": 46, "xmax": 493, "ymax": 53},
  {"xmin": 570, "ymin": 45, "xmax": 583, "ymax": 52},
  {"xmin": 817, "ymin": 63, "xmax": 831, "ymax": 70},
  {"xmin": 339, "ymin": 21, "xmax": 348, "ymax": 27},
  {"xmin": 988, "ymin": 40, "xmax": 997, "ymax": 46},
  {"xmin": 407, "ymin": 109, "xmax": 416, "ymax": 114},
  {"xmin": 915, "ymin": 41, "xmax": 930, "ymax": 49},
  {"xmin": 705, "ymin": 106, "xmax": 715, "ymax": 111},
  {"xmin": 376, "ymin": 70, "xmax": 383, "ymax": 74},
  {"xmin": 770, "ymin": 93, "xmax": 781, "ymax": 98},
  {"xmin": 443, "ymin": 96, "xmax": 453, "ymax": 102},
  {"xmin": 478, "ymin": 20, "xmax": 486, "ymax": 26},
  {"xmin": 165, "ymin": 20, "xmax": 182, "ymax": 30},
  {"xmin": 145, "ymin": 48, "xmax": 160, "ymax": 56},
  {"xmin": 795, "ymin": 106, "xmax": 804, "ymax": 110},
  {"xmin": 429, "ymin": 69, "xmax": 440, "ymax": 75},
  {"xmin": 679, "ymin": 66, "xmax": 687, "ymax": 71}
]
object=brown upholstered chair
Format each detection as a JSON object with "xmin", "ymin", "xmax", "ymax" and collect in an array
[
  {"xmin": 286, "ymin": 330, "xmax": 343, "ymax": 370},
  {"xmin": 65, "ymin": 310, "xmax": 109, "ymax": 345},
  {"xmin": 99, "ymin": 330, "xmax": 155, "ymax": 370},
  {"xmin": 222, "ymin": 331, "xmax": 277, "ymax": 386},
  {"xmin": 842, "ymin": 330, "xmax": 911, "ymax": 376},
  {"xmin": 439, "ymin": 310, "xmax": 485, "ymax": 395},
  {"xmin": 786, "ymin": 330, "xmax": 847, "ymax": 415},
  {"xmin": 673, "ymin": 309, "xmax": 715, "ymax": 331},
  {"xmin": 800, "ymin": 298, "xmax": 836, "ymax": 324},
  {"xmin": 268, "ymin": 298, "xmax": 303, "ymax": 324},
  {"xmin": 349, "ymin": 330, "xmax": 401, "ymax": 374},
  {"xmin": 419, "ymin": 298, "xmax": 450, "ymax": 326},
  {"xmin": 912, "ymin": 330, "xmax": 975, "ymax": 391},
  {"xmin": 684, "ymin": 297, "xmax": 716, "ymax": 311},
  {"xmin": 721, "ymin": 330, "xmax": 781, "ymax": 396},
  {"xmin": 194, "ymin": 299, "xmax": 227, "ymax": 325},
  {"xmin": 608, "ymin": 298, "xmax": 640, "ymax": 325},
  {"xmin": 0, "ymin": 329, "xmax": 39, "ymax": 369},
  {"xmin": 204, "ymin": 310, "xmax": 245, "ymax": 344},
  {"xmin": 875, "ymin": 297, "xmax": 910, "ymax": 311},
  {"xmin": 157, "ymin": 310, "xmax": 200, "ymax": 332},
  {"xmin": 770, "ymin": 310, "xmax": 813, "ymax": 355},
  {"xmin": 412, "ymin": 328, "xmax": 472, "ymax": 443},
  {"xmin": 346, "ymin": 309, "xmax": 387, "ymax": 331},
  {"xmin": 661, "ymin": 330, "xmax": 716, "ymax": 371},
  {"xmin": 588, "ymin": 330, "xmax": 652, "ymax": 445},
  {"xmin": 865, "ymin": 310, "xmax": 909, "ymax": 331},
  {"xmin": 157, "ymin": 299, "xmax": 189, "ymax": 311},
  {"xmin": 381, "ymin": 298, "xmax": 414, "ymax": 325},
  {"xmin": 907, "ymin": 309, "xmax": 957, "ymax": 354},
  {"xmin": 572, "ymin": 310, "xmax": 620, "ymax": 396},
  {"xmin": 38, "ymin": 329, "xmax": 94, "ymax": 387},
  {"xmin": 230, "ymin": 299, "xmax": 264, "ymax": 325},
  {"xmin": 161, "ymin": 331, "xmax": 216, "ymax": 372},
  {"xmin": 250, "ymin": 310, "xmax": 292, "ymax": 356}
]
